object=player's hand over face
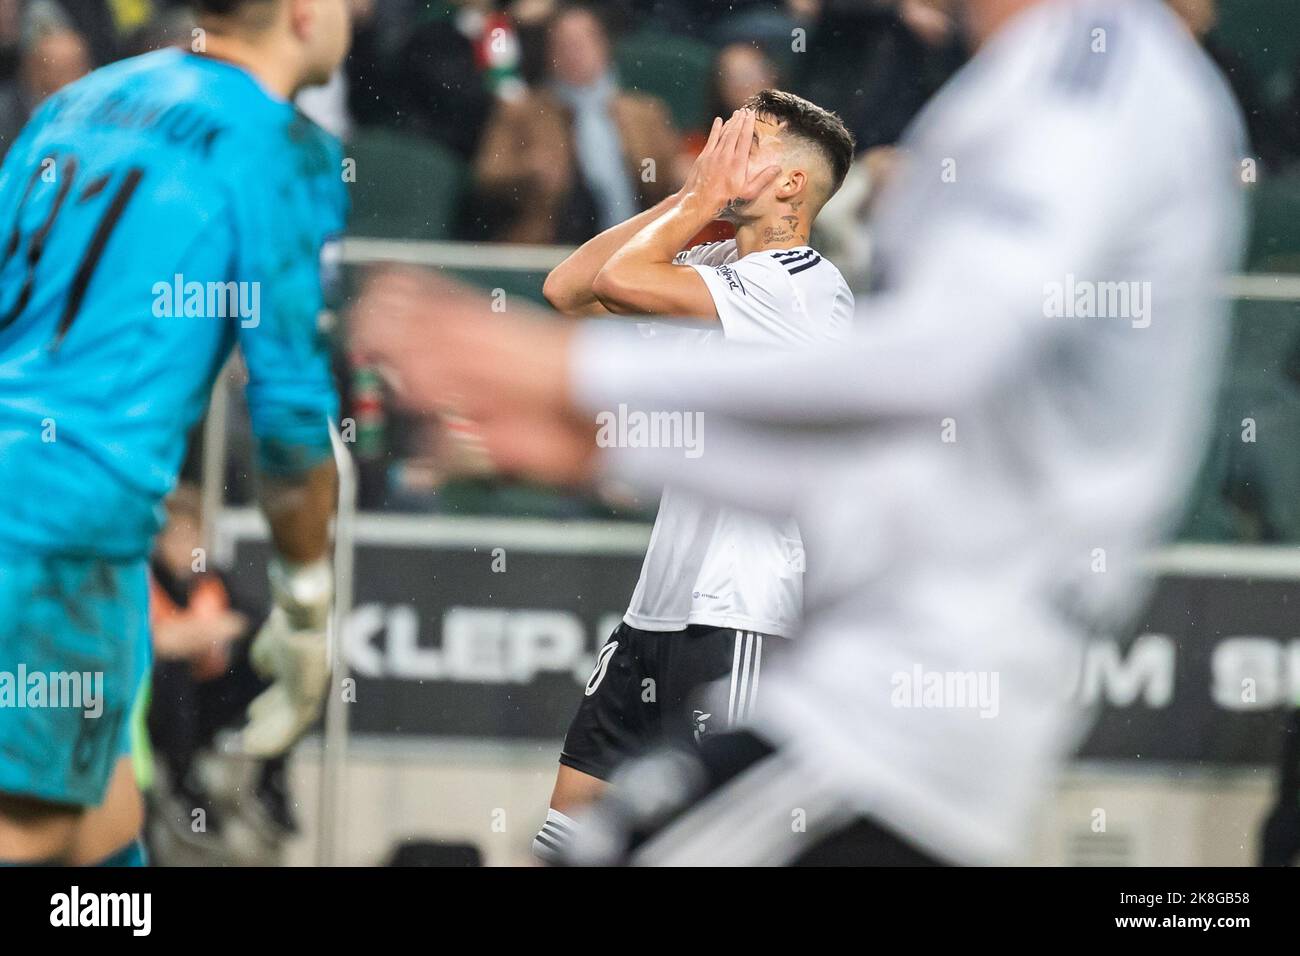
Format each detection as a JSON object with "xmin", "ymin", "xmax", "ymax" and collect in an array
[{"xmin": 681, "ymin": 110, "xmax": 781, "ymax": 219}]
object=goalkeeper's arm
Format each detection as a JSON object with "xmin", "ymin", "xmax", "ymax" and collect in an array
[
  {"xmin": 242, "ymin": 460, "xmax": 338, "ymax": 756},
  {"xmin": 261, "ymin": 461, "xmax": 337, "ymax": 566}
]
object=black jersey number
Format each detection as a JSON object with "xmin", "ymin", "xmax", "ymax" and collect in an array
[{"xmin": 0, "ymin": 156, "xmax": 144, "ymax": 349}]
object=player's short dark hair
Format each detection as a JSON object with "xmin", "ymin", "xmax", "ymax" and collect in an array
[{"xmin": 742, "ymin": 89, "xmax": 856, "ymax": 198}]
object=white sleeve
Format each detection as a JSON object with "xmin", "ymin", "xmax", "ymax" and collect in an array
[
  {"xmin": 688, "ymin": 254, "xmax": 809, "ymax": 346},
  {"xmin": 674, "ymin": 241, "xmax": 733, "ymax": 268}
]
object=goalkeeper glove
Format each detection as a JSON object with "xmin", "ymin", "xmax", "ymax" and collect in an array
[{"xmin": 241, "ymin": 556, "xmax": 333, "ymax": 757}]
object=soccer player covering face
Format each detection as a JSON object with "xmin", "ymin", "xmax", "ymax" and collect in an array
[
  {"xmin": 0, "ymin": 0, "xmax": 351, "ymax": 865},
  {"xmin": 532, "ymin": 95, "xmax": 856, "ymax": 862}
]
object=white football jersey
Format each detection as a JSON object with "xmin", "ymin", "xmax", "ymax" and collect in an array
[{"xmin": 622, "ymin": 239, "xmax": 854, "ymax": 636}]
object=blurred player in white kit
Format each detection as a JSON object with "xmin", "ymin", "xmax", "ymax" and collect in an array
[{"xmin": 360, "ymin": 0, "xmax": 1248, "ymax": 865}]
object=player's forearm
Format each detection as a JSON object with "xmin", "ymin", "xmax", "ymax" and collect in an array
[
  {"xmin": 592, "ymin": 196, "xmax": 716, "ymax": 313},
  {"xmin": 543, "ymin": 191, "xmax": 683, "ymax": 314},
  {"xmin": 258, "ymin": 459, "xmax": 338, "ymax": 564}
]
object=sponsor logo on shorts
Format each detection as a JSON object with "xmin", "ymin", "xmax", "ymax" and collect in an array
[
  {"xmin": 693, "ymin": 709, "xmax": 712, "ymax": 743},
  {"xmin": 584, "ymin": 641, "xmax": 619, "ymax": 696}
]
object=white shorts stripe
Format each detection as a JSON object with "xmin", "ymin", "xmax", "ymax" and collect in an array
[
  {"xmin": 735, "ymin": 632, "xmax": 755, "ymax": 726},
  {"xmin": 726, "ymin": 630, "xmax": 744, "ymax": 724},
  {"xmin": 746, "ymin": 634, "xmax": 763, "ymax": 720}
]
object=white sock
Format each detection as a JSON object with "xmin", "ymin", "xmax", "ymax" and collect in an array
[{"xmin": 532, "ymin": 808, "xmax": 577, "ymax": 864}]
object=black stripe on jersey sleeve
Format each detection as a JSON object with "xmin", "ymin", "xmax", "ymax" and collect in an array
[{"xmin": 772, "ymin": 249, "xmax": 816, "ymax": 266}]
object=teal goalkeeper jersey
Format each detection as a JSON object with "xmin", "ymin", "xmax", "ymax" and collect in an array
[{"xmin": 0, "ymin": 49, "xmax": 346, "ymax": 558}]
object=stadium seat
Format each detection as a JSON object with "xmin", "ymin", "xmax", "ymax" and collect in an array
[
  {"xmin": 615, "ymin": 30, "xmax": 715, "ymax": 133},
  {"xmin": 448, "ymin": 267, "xmax": 549, "ymax": 306},
  {"xmin": 1213, "ymin": 0, "xmax": 1300, "ymax": 93},
  {"xmin": 345, "ymin": 127, "xmax": 468, "ymax": 241},
  {"xmin": 1182, "ymin": 297, "xmax": 1300, "ymax": 541},
  {"xmin": 1245, "ymin": 174, "xmax": 1300, "ymax": 272}
]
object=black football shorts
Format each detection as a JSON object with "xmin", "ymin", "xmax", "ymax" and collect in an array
[{"xmin": 559, "ymin": 621, "xmax": 786, "ymax": 781}]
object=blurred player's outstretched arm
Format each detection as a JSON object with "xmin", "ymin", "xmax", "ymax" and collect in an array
[
  {"xmin": 578, "ymin": 106, "xmax": 1123, "ymax": 431},
  {"xmin": 372, "ymin": 82, "xmax": 1240, "ymax": 523}
]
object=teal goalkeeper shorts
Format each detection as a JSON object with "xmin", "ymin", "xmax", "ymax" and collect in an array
[{"xmin": 0, "ymin": 551, "xmax": 150, "ymax": 806}]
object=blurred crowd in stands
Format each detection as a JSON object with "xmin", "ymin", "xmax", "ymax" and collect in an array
[{"xmin": 2, "ymin": 0, "xmax": 1299, "ymax": 247}]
